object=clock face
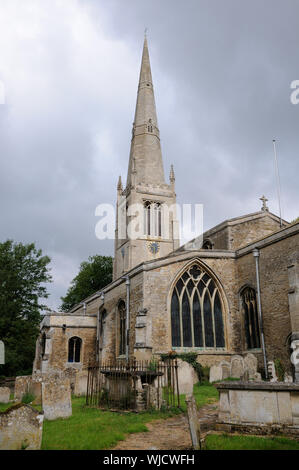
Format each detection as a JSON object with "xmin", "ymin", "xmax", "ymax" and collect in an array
[{"xmin": 148, "ymin": 241, "xmax": 160, "ymax": 255}]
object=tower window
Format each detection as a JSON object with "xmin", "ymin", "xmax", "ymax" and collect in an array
[
  {"xmin": 144, "ymin": 201, "xmax": 162, "ymax": 237},
  {"xmin": 68, "ymin": 336, "xmax": 82, "ymax": 363},
  {"xmin": 171, "ymin": 264, "xmax": 225, "ymax": 349},
  {"xmin": 241, "ymin": 287, "xmax": 261, "ymax": 349},
  {"xmin": 144, "ymin": 201, "xmax": 151, "ymax": 236},
  {"xmin": 153, "ymin": 203, "xmax": 162, "ymax": 237}
]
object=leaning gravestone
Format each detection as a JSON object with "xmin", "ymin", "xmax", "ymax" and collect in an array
[
  {"xmin": 185, "ymin": 394, "xmax": 201, "ymax": 450},
  {"xmin": 230, "ymin": 355, "xmax": 244, "ymax": 378},
  {"xmin": 0, "ymin": 387, "xmax": 10, "ymax": 403},
  {"xmin": 42, "ymin": 376, "xmax": 72, "ymax": 420}
]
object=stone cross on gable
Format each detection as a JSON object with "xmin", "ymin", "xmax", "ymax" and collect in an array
[{"xmin": 260, "ymin": 195, "xmax": 269, "ymax": 212}]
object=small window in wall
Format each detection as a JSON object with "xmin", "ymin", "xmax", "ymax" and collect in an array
[
  {"xmin": 241, "ymin": 287, "xmax": 261, "ymax": 349},
  {"xmin": 41, "ymin": 333, "xmax": 46, "ymax": 357},
  {"xmin": 118, "ymin": 301, "xmax": 126, "ymax": 356},
  {"xmin": 68, "ymin": 336, "xmax": 82, "ymax": 363}
]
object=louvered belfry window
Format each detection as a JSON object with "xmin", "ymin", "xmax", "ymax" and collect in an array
[{"xmin": 171, "ymin": 264, "xmax": 225, "ymax": 349}]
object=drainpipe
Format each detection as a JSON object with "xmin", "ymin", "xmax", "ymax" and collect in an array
[
  {"xmin": 121, "ymin": 275, "xmax": 131, "ymax": 363},
  {"xmin": 96, "ymin": 291, "xmax": 105, "ymax": 362},
  {"xmin": 253, "ymin": 248, "xmax": 268, "ymax": 379}
]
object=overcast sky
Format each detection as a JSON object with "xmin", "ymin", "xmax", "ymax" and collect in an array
[{"xmin": 0, "ymin": 0, "xmax": 298, "ymax": 310}]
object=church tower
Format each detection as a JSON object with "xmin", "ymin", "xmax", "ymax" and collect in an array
[{"xmin": 113, "ymin": 36, "xmax": 180, "ymax": 280}]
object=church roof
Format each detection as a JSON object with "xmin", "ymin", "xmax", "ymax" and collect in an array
[{"xmin": 176, "ymin": 210, "xmax": 289, "ymax": 252}]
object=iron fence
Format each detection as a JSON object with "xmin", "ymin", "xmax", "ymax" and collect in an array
[{"xmin": 86, "ymin": 358, "xmax": 180, "ymax": 411}]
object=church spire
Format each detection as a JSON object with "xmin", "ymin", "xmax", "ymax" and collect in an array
[{"xmin": 126, "ymin": 36, "xmax": 165, "ymax": 187}]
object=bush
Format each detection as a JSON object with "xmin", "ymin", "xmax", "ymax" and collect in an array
[{"xmin": 21, "ymin": 392, "xmax": 35, "ymax": 404}]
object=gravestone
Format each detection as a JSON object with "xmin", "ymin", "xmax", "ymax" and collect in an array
[
  {"xmin": 244, "ymin": 353, "xmax": 258, "ymax": 378},
  {"xmin": 177, "ymin": 359, "xmax": 198, "ymax": 394},
  {"xmin": 0, "ymin": 404, "xmax": 44, "ymax": 450},
  {"xmin": 209, "ymin": 364, "xmax": 222, "ymax": 383},
  {"xmin": 185, "ymin": 394, "xmax": 201, "ymax": 450},
  {"xmin": 14, "ymin": 376, "xmax": 32, "ymax": 401},
  {"xmin": 0, "ymin": 387, "xmax": 10, "ymax": 403},
  {"xmin": 42, "ymin": 377, "xmax": 72, "ymax": 420},
  {"xmin": 230, "ymin": 355, "xmax": 244, "ymax": 378},
  {"xmin": 220, "ymin": 361, "xmax": 230, "ymax": 379}
]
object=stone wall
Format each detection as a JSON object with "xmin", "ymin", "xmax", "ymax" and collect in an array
[
  {"xmin": 0, "ymin": 404, "xmax": 43, "ymax": 450},
  {"xmin": 142, "ymin": 255, "xmax": 240, "ymax": 362},
  {"xmin": 34, "ymin": 314, "xmax": 97, "ymax": 374},
  {"xmin": 237, "ymin": 231, "xmax": 299, "ymax": 371}
]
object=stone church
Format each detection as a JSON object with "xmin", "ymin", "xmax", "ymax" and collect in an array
[{"xmin": 33, "ymin": 37, "xmax": 299, "ymax": 380}]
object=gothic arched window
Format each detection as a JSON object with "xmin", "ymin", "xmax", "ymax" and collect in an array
[
  {"xmin": 68, "ymin": 336, "xmax": 82, "ymax": 363},
  {"xmin": 118, "ymin": 301, "xmax": 126, "ymax": 356},
  {"xmin": 241, "ymin": 287, "xmax": 261, "ymax": 349},
  {"xmin": 41, "ymin": 333, "xmax": 46, "ymax": 358},
  {"xmin": 171, "ymin": 264, "xmax": 225, "ymax": 348}
]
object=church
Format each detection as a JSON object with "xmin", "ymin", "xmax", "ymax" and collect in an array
[{"xmin": 33, "ymin": 37, "xmax": 299, "ymax": 380}]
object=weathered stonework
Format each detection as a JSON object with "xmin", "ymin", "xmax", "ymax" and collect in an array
[
  {"xmin": 42, "ymin": 376, "xmax": 72, "ymax": 420},
  {"xmin": 217, "ymin": 382, "xmax": 299, "ymax": 436},
  {"xmin": 31, "ymin": 31, "xmax": 299, "ymax": 391},
  {"xmin": 0, "ymin": 387, "xmax": 10, "ymax": 403},
  {"xmin": 0, "ymin": 404, "xmax": 44, "ymax": 450}
]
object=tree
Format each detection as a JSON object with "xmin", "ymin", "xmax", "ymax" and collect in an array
[
  {"xmin": 60, "ymin": 255, "xmax": 113, "ymax": 312},
  {"xmin": 0, "ymin": 240, "xmax": 52, "ymax": 377}
]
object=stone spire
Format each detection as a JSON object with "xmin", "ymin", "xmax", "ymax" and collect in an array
[
  {"xmin": 126, "ymin": 36, "xmax": 165, "ymax": 187},
  {"xmin": 117, "ymin": 175, "xmax": 123, "ymax": 193}
]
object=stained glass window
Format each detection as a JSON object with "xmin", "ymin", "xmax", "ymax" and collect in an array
[
  {"xmin": 241, "ymin": 287, "xmax": 261, "ymax": 350},
  {"xmin": 171, "ymin": 264, "xmax": 225, "ymax": 348},
  {"xmin": 119, "ymin": 301, "xmax": 126, "ymax": 356}
]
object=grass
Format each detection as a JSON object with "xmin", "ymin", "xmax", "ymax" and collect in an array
[
  {"xmin": 41, "ymin": 382, "xmax": 219, "ymax": 450},
  {"xmin": 205, "ymin": 433, "xmax": 299, "ymax": 450},
  {"xmin": 41, "ymin": 397, "xmax": 180, "ymax": 450},
  {"xmin": 4, "ymin": 382, "xmax": 298, "ymax": 450}
]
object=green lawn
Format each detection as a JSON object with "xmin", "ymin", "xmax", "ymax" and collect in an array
[
  {"xmin": 205, "ymin": 433, "xmax": 299, "ymax": 450},
  {"xmin": 42, "ymin": 397, "xmax": 180, "ymax": 450}
]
